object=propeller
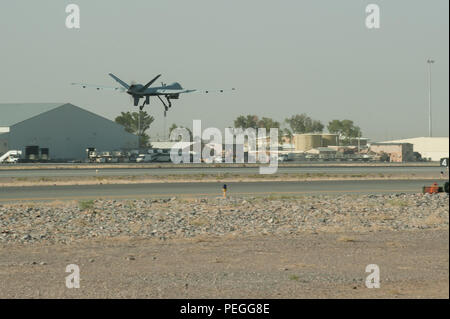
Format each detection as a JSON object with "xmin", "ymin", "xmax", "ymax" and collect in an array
[
  {"xmin": 127, "ymin": 75, "xmax": 162, "ymax": 108},
  {"xmin": 128, "ymin": 80, "xmax": 138, "ymax": 104}
]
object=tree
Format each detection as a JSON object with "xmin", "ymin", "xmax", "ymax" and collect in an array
[
  {"xmin": 234, "ymin": 115, "xmax": 283, "ymax": 143},
  {"xmin": 257, "ymin": 117, "xmax": 280, "ymax": 131},
  {"xmin": 115, "ymin": 111, "xmax": 154, "ymax": 148},
  {"xmin": 234, "ymin": 115, "xmax": 259, "ymax": 130},
  {"xmin": 285, "ymin": 114, "xmax": 324, "ymax": 134},
  {"xmin": 233, "ymin": 115, "xmax": 281, "ymax": 131},
  {"xmin": 168, "ymin": 123, "xmax": 192, "ymax": 141},
  {"xmin": 327, "ymin": 119, "xmax": 362, "ymax": 145},
  {"xmin": 168, "ymin": 124, "xmax": 178, "ymax": 136},
  {"xmin": 282, "ymin": 128, "xmax": 293, "ymax": 143}
]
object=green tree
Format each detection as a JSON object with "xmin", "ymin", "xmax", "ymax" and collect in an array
[
  {"xmin": 168, "ymin": 123, "xmax": 178, "ymax": 135},
  {"xmin": 282, "ymin": 128, "xmax": 293, "ymax": 141},
  {"xmin": 234, "ymin": 115, "xmax": 283, "ymax": 143},
  {"xmin": 257, "ymin": 117, "xmax": 280, "ymax": 131},
  {"xmin": 234, "ymin": 115, "xmax": 260, "ymax": 130},
  {"xmin": 115, "ymin": 111, "xmax": 154, "ymax": 148},
  {"xmin": 234, "ymin": 115, "xmax": 282, "ymax": 131},
  {"xmin": 168, "ymin": 123, "xmax": 192, "ymax": 141},
  {"xmin": 327, "ymin": 119, "xmax": 362, "ymax": 145},
  {"xmin": 258, "ymin": 117, "xmax": 282, "ymax": 143},
  {"xmin": 285, "ymin": 114, "xmax": 324, "ymax": 134}
]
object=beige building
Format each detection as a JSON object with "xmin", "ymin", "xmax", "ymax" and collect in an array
[
  {"xmin": 378, "ymin": 137, "xmax": 449, "ymax": 161},
  {"xmin": 370, "ymin": 143, "xmax": 414, "ymax": 162},
  {"xmin": 346, "ymin": 137, "xmax": 369, "ymax": 147}
]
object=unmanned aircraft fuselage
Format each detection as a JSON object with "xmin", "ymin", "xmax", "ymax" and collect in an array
[{"xmin": 72, "ymin": 73, "xmax": 234, "ymax": 115}]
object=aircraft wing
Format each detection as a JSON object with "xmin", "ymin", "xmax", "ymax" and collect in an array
[
  {"xmin": 71, "ymin": 83, "xmax": 127, "ymax": 92},
  {"xmin": 155, "ymin": 89, "xmax": 197, "ymax": 94},
  {"xmin": 155, "ymin": 88, "xmax": 236, "ymax": 94},
  {"xmin": 191, "ymin": 88, "xmax": 236, "ymax": 94}
]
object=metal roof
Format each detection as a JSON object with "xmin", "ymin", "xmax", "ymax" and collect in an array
[{"xmin": 0, "ymin": 103, "xmax": 65, "ymax": 127}]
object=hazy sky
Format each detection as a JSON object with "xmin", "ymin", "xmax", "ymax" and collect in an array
[{"xmin": 1, "ymin": 0, "xmax": 448, "ymax": 141}]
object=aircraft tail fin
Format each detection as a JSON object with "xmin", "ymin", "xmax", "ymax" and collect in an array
[
  {"xmin": 108, "ymin": 73, "xmax": 130, "ymax": 90},
  {"xmin": 139, "ymin": 74, "xmax": 162, "ymax": 92}
]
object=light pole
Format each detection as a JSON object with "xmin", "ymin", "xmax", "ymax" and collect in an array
[
  {"xmin": 138, "ymin": 110, "xmax": 141, "ymax": 149},
  {"xmin": 427, "ymin": 59, "xmax": 435, "ymax": 137}
]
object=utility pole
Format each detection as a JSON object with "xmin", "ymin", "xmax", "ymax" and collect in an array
[{"xmin": 427, "ymin": 59, "xmax": 435, "ymax": 137}]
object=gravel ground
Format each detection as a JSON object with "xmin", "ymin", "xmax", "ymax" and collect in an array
[
  {"xmin": 0, "ymin": 230, "xmax": 448, "ymax": 298},
  {"xmin": 0, "ymin": 193, "xmax": 448, "ymax": 244},
  {"xmin": 0, "ymin": 193, "xmax": 448, "ymax": 298}
]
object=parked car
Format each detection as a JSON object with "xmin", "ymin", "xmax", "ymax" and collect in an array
[
  {"xmin": 136, "ymin": 154, "xmax": 153, "ymax": 163},
  {"xmin": 278, "ymin": 154, "xmax": 288, "ymax": 162}
]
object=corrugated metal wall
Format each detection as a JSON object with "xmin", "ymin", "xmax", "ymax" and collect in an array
[
  {"xmin": 0, "ymin": 134, "xmax": 8, "ymax": 155},
  {"xmin": 7, "ymin": 104, "xmax": 138, "ymax": 160}
]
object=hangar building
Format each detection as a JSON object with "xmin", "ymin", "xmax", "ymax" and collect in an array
[
  {"xmin": 377, "ymin": 137, "xmax": 449, "ymax": 162},
  {"xmin": 0, "ymin": 103, "xmax": 138, "ymax": 160}
]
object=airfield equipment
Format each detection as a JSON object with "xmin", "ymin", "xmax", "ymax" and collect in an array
[
  {"xmin": 422, "ymin": 182, "xmax": 449, "ymax": 194},
  {"xmin": 0, "ymin": 150, "xmax": 22, "ymax": 164}
]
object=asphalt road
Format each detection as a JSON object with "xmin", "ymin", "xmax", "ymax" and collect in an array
[
  {"xmin": 0, "ymin": 166, "xmax": 442, "ymax": 178},
  {"xmin": 0, "ymin": 180, "xmax": 439, "ymax": 202}
]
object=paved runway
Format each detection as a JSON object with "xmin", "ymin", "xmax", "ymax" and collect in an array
[
  {"xmin": 0, "ymin": 166, "xmax": 441, "ymax": 178},
  {"xmin": 0, "ymin": 180, "xmax": 438, "ymax": 202}
]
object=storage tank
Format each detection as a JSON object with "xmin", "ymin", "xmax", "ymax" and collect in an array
[
  {"xmin": 294, "ymin": 134, "xmax": 322, "ymax": 152},
  {"xmin": 321, "ymin": 134, "xmax": 339, "ymax": 147}
]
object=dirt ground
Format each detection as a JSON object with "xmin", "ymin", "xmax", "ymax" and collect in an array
[{"xmin": 0, "ymin": 229, "xmax": 448, "ymax": 299}]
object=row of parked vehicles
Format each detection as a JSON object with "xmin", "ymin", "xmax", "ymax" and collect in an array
[{"xmin": 86, "ymin": 149, "xmax": 172, "ymax": 163}]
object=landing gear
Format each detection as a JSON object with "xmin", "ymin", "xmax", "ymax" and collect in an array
[
  {"xmin": 157, "ymin": 95, "xmax": 172, "ymax": 117},
  {"xmin": 139, "ymin": 96, "xmax": 151, "ymax": 111},
  {"xmin": 133, "ymin": 96, "xmax": 140, "ymax": 107}
]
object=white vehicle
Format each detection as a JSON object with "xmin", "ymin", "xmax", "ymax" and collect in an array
[
  {"xmin": 0, "ymin": 150, "xmax": 22, "ymax": 164},
  {"xmin": 278, "ymin": 154, "xmax": 288, "ymax": 162},
  {"xmin": 136, "ymin": 154, "xmax": 153, "ymax": 163},
  {"xmin": 203, "ymin": 156, "xmax": 223, "ymax": 164},
  {"xmin": 213, "ymin": 156, "xmax": 224, "ymax": 163},
  {"xmin": 152, "ymin": 153, "xmax": 171, "ymax": 162}
]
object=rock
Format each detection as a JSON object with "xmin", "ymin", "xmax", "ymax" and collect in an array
[{"xmin": 0, "ymin": 193, "xmax": 447, "ymax": 244}]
